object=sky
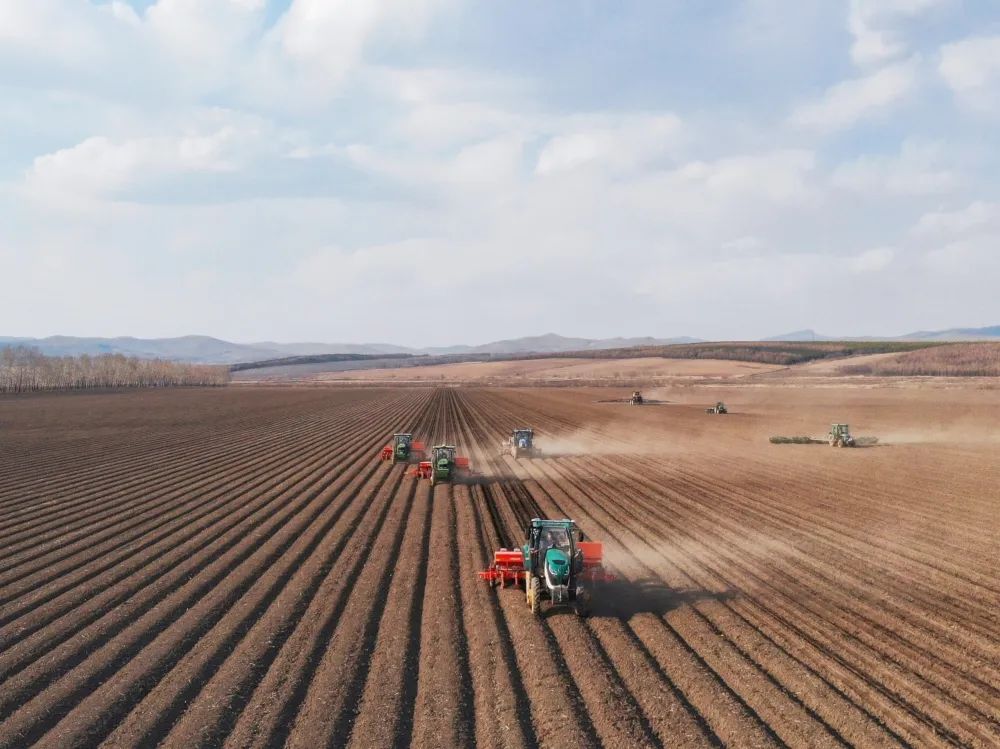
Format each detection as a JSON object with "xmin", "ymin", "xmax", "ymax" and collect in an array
[{"xmin": 1, "ymin": 0, "xmax": 999, "ymax": 346}]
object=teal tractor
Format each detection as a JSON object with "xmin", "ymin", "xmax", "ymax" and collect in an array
[
  {"xmin": 501, "ymin": 428, "xmax": 540, "ymax": 459},
  {"xmin": 412, "ymin": 444, "xmax": 471, "ymax": 485},
  {"xmin": 479, "ymin": 518, "xmax": 614, "ymax": 617}
]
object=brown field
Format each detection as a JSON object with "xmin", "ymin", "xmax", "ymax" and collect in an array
[{"xmin": 1, "ymin": 384, "xmax": 998, "ymax": 747}]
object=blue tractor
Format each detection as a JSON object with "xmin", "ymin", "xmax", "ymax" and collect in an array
[{"xmin": 501, "ymin": 428, "xmax": 540, "ymax": 459}]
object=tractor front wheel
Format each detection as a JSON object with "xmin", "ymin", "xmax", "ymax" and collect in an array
[{"xmin": 527, "ymin": 576, "xmax": 540, "ymax": 615}]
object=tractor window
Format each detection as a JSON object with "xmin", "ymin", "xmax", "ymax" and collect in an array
[{"xmin": 540, "ymin": 528, "xmax": 570, "ymax": 554}]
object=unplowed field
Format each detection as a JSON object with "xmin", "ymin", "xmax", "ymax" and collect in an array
[{"xmin": 1, "ymin": 386, "xmax": 997, "ymax": 748}]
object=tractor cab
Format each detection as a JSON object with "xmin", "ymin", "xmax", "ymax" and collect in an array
[
  {"xmin": 513, "ymin": 428, "xmax": 534, "ymax": 449},
  {"xmin": 431, "ymin": 444, "xmax": 456, "ymax": 465},
  {"xmin": 393, "ymin": 433, "xmax": 412, "ymax": 455},
  {"xmin": 629, "ymin": 391, "xmax": 644, "ymax": 405}
]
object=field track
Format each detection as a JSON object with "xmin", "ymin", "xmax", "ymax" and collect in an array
[{"xmin": 0, "ymin": 386, "xmax": 997, "ymax": 748}]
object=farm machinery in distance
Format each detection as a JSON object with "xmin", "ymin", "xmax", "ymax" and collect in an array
[
  {"xmin": 379, "ymin": 433, "xmax": 425, "ymax": 464},
  {"xmin": 828, "ymin": 423, "xmax": 856, "ymax": 447},
  {"xmin": 705, "ymin": 401, "xmax": 728, "ymax": 414},
  {"xmin": 410, "ymin": 444, "xmax": 472, "ymax": 485},
  {"xmin": 479, "ymin": 518, "xmax": 614, "ymax": 617},
  {"xmin": 500, "ymin": 428, "xmax": 541, "ymax": 459}
]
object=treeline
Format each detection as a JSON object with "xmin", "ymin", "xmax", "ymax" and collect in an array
[
  {"xmin": 0, "ymin": 346, "xmax": 230, "ymax": 393},
  {"xmin": 523, "ymin": 340, "xmax": 941, "ymax": 366},
  {"xmin": 839, "ymin": 342, "xmax": 1000, "ymax": 377},
  {"xmin": 231, "ymin": 352, "xmax": 413, "ymax": 373}
]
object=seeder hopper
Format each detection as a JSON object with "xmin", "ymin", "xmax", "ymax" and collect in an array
[{"xmin": 479, "ymin": 518, "xmax": 614, "ymax": 617}]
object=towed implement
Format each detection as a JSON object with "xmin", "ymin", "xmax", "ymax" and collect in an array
[
  {"xmin": 500, "ymin": 428, "xmax": 540, "ymax": 459},
  {"xmin": 379, "ymin": 433, "xmax": 425, "ymax": 464},
  {"xmin": 410, "ymin": 444, "xmax": 471, "ymax": 485},
  {"xmin": 479, "ymin": 518, "xmax": 613, "ymax": 617}
]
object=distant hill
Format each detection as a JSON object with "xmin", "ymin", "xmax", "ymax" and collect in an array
[
  {"xmin": 898, "ymin": 325, "xmax": 1000, "ymax": 341},
  {"xmin": 0, "ymin": 332, "xmax": 700, "ymax": 364},
  {"xmin": 765, "ymin": 325, "xmax": 1000, "ymax": 342},
  {"xmin": 762, "ymin": 329, "xmax": 835, "ymax": 342},
  {"xmin": 3, "ymin": 326, "xmax": 996, "ymax": 364},
  {"xmin": 424, "ymin": 332, "xmax": 702, "ymax": 355}
]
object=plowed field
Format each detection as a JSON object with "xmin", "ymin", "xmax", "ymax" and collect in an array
[{"xmin": 1, "ymin": 386, "xmax": 997, "ymax": 748}]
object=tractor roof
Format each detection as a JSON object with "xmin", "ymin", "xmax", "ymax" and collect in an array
[
  {"xmin": 513, "ymin": 428, "xmax": 533, "ymax": 434},
  {"xmin": 393, "ymin": 433, "xmax": 412, "ymax": 438},
  {"xmin": 529, "ymin": 517, "xmax": 577, "ymax": 530},
  {"xmin": 432, "ymin": 444, "xmax": 456, "ymax": 449}
]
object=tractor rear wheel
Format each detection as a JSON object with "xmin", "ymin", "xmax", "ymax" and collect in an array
[{"xmin": 574, "ymin": 588, "xmax": 592, "ymax": 617}]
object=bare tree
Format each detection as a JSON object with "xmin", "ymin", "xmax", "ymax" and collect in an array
[{"xmin": 0, "ymin": 346, "xmax": 230, "ymax": 393}]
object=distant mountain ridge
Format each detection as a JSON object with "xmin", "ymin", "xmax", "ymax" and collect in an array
[
  {"xmin": 764, "ymin": 325, "xmax": 1000, "ymax": 342},
  {"xmin": 2, "ymin": 326, "xmax": 997, "ymax": 364},
  {"xmin": 0, "ymin": 332, "xmax": 701, "ymax": 364}
]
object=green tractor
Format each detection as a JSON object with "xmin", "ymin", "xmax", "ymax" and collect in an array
[
  {"xmin": 380, "ymin": 433, "xmax": 425, "ymax": 464},
  {"xmin": 501, "ymin": 428, "xmax": 540, "ymax": 459},
  {"xmin": 706, "ymin": 401, "xmax": 728, "ymax": 414},
  {"xmin": 828, "ymin": 423, "xmax": 856, "ymax": 448},
  {"xmin": 413, "ymin": 444, "xmax": 471, "ymax": 485}
]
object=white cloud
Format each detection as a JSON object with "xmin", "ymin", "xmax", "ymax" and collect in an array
[
  {"xmin": 939, "ymin": 35, "xmax": 1000, "ymax": 113},
  {"xmin": 922, "ymin": 236, "xmax": 999, "ymax": 274},
  {"xmin": 144, "ymin": 0, "xmax": 265, "ymax": 88},
  {"xmin": 831, "ymin": 140, "xmax": 959, "ymax": 196},
  {"xmin": 912, "ymin": 201, "xmax": 1000, "ymax": 238},
  {"xmin": 848, "ymin": 0, "xmax": 949, "ymax": 67},
  {"xmin": 789, "ymin": 58, "xmax": 919, "ymax": 132},
  {"xmin": 535, "ymin": 114, "xmax": 683, "ymax": 175},
  {"xmin": 263, "ymin": 0, "xmax": 451, "ymax": 98},
  {"xmin": 849, "ymin": 246, "xmax": 895, "ymax": 273},
  {"xmin": 23, "ymin": 111, "xmax": 273, "ymax": 201},
  {"xmin": 0, "ymin": 0, "xmax": 114, "ymax": 65}
]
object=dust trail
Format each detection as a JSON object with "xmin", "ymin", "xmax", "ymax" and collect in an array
[{"xmin": 539, "ymin": 423, "xmax": 687, "ymax": 457}]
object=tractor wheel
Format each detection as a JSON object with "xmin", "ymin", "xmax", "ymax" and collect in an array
[
  {"xmin": 527, "ymin": 577, "xmax": 540, "ymax": 615},
  {"xmin": 574, "ymin": 588, "xmax": 592, "ymax": 617},
  {"xmin": 430, "ymin": 472, "xmax": 436, "ymax": 486}
]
